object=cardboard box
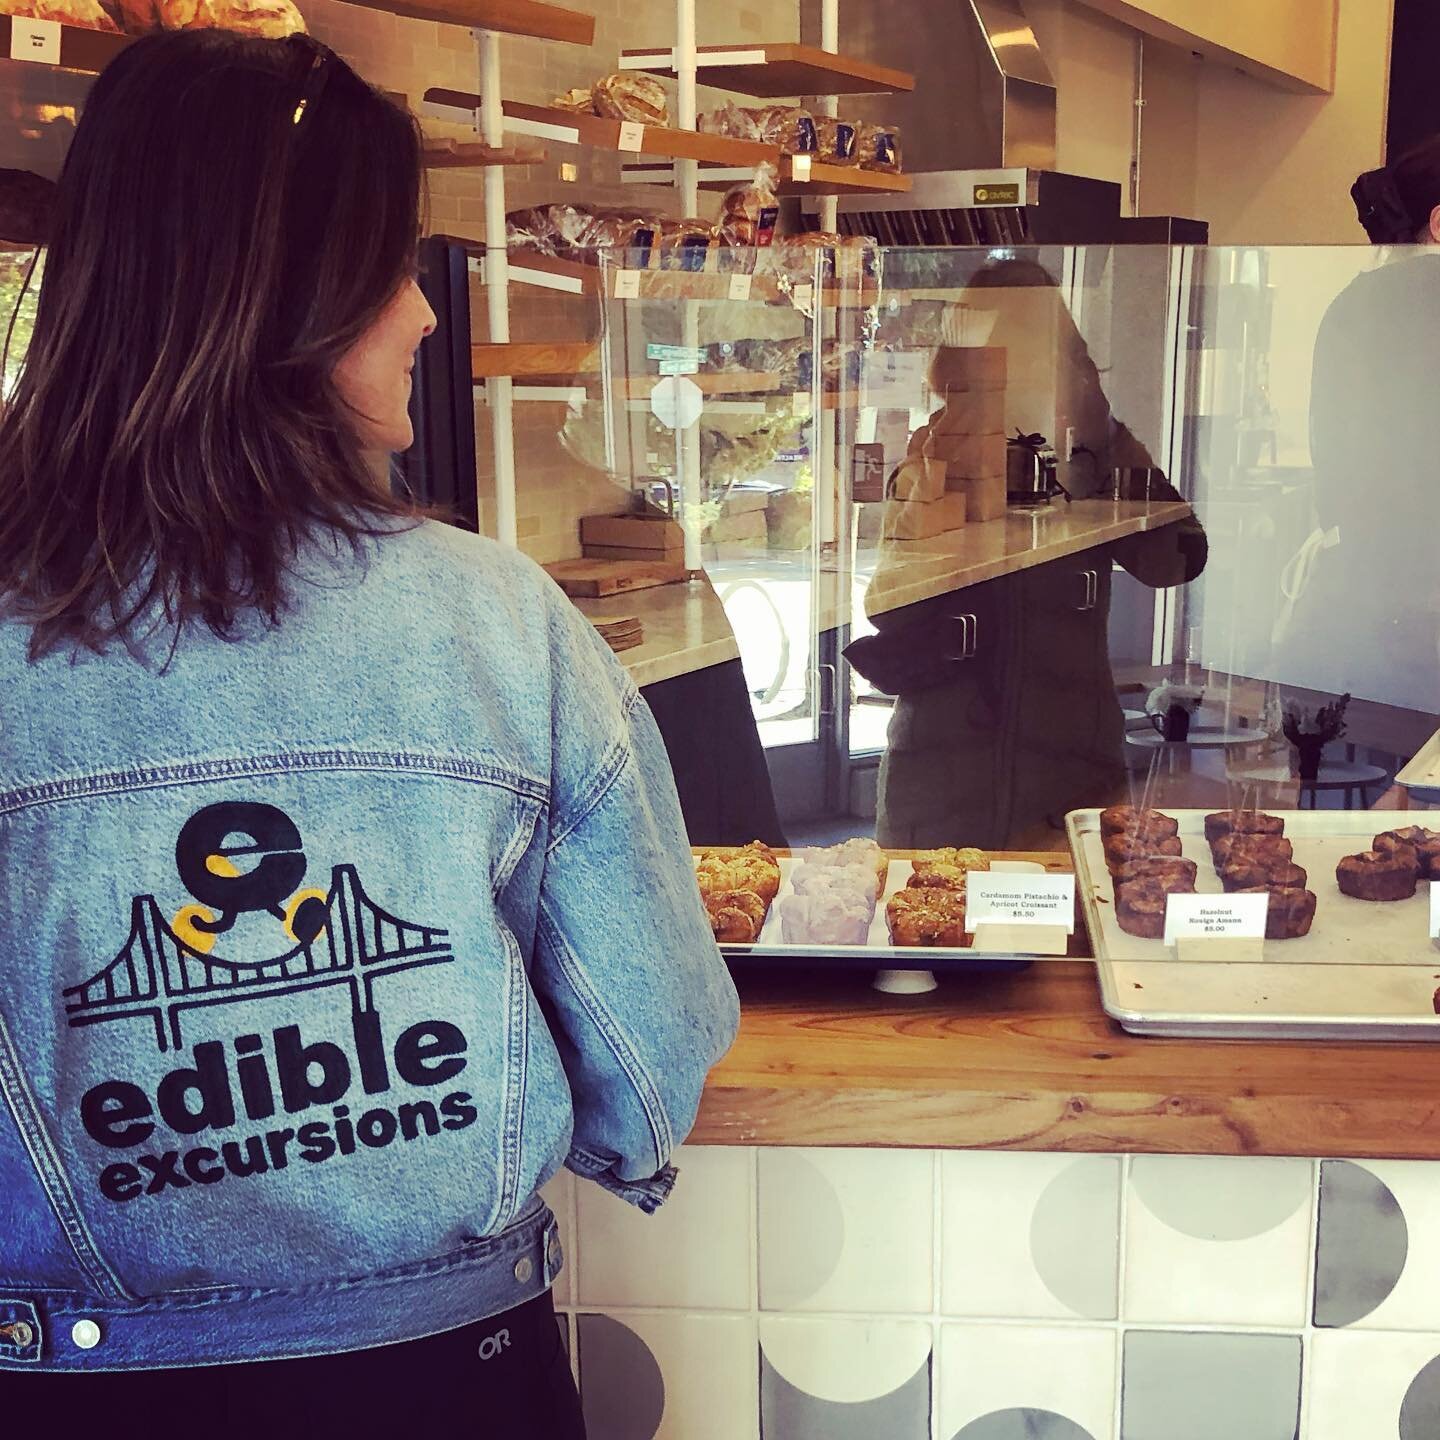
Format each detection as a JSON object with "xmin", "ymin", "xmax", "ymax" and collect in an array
[
  {"xmin": 580, "ymin": 513, "xmax": 684, "ymax": 553},
  {"xmin": 927, "ymin": 387, "xmax": 1005, "ymax": 437},
  {"xmin": 960, "ymin": 472, "xmax": 1007, "ymax": 523},
  {"xmin": 718, "ymin": 490, "xmax": 771, "ymax": 516},
  {"xmin": 927, "ymin": 431, "xmax": 1006, "ymax": 480},
  {"xmin": 882, "ymin": 490, "xmax": 968, "ymax": 541},
  {"xmin": 889, "ymin": 457, "xmax": 947, "ymax": 504}
]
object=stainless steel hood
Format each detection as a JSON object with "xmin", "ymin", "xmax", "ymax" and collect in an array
[{"xmin": 800, "ymin": 0, "xmax": 1057, "ymax": 174}]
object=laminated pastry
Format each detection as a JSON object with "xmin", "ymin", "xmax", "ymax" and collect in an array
[
  {"xmin": 1115, "ymin": 872, "xmax": 1193, "ymax": 940},
  {"xmin": 592, "ymin": 72, "xmax": 669, "ymax": 127},
  {"xmin": 1110, "ymin": 856, "xmax": 1198, "ymax": 890},
  {"xmin": 1099, "ymin": 805, "xmax": 1179, "ymax": 843},
  {"xmin": 1375, "ymin": 827, "xmax": 1440, "ymax": 879},
  {"xmin": 798, "ymin": 838, "xmax": 888, "ymax": 891},
  {"xmin": 1210, "ymin": 833, "xmax": 1294, "ymax": 869},
  {"xmin": 856, "ymin": 121, "xmax": 902, "ymax": 173},
  {"xmin": 1, "ymin": 0, "xmax": 117, "ymax": 29},
  {"xmin": 910, "ymin": 847, "xmax": 989, "ymax": 884},
  {"xmin": 1104, "ymin": 832, "xmax": 1183, "ymax": 875},
  {"xmin": 1336, "ymin": 849, "xmax": 1419, "ymax": 902},
  {"xmin": 1219, "ymin": 858, "xmax": 1308, "ymax": 893},
  {"xmin": 886, "ymin": 887, "xmax": 968, "ymax": 947},
  {"xmin": 1236, "ymin": 885, "xmax": 1318, "ymax": 940},
  {"xmin": 695, "ymin": 840, "xmax": 781, "ymax": 904},
  {"xmin": 780, "ymin": 890, "xmax": 871, "ymax": 947},
  {"xmin": 706, "ymin": 889, "xmax": 767, "ymax": 944},
  {"xmin": 1204, "ymin": 810, "xmax": 1285, "ymax": 846}
]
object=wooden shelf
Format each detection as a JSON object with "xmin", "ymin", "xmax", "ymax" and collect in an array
[
  {"xmin": 352, "ymin": 0, "xmax": 593, "ymax": 45},
  {"xmin": 472, "ymin": 341, "xmax": 598, "ymax": 379},
  {"xmin": 617, "ymin": 372, "xmax": 782, "ymax": 398},
  {"xmin": 777, "ymin": 158, "xmax": 912, "ymax": 196},
  {"xmin": 423, "ymin": 139, "xmax": 547, "ymax": 168},
  {"xmin": 425, "ymin": 89, "xmax": 783, "ymax": 168},
  {"xmin": 0, "ymin": 15, "xmax": 130, "ymax": 74},
  {"xmin": 493, "ymin": 252, "xmax": 783, "ymax": 303},
  {"xmin": 619, "ymin": 42, "xmax": 913, "ymax": 97}
]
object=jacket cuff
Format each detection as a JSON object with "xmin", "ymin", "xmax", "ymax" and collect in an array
[{"xmin": 568, "ymin": 1149, "xmax": 679, "ymax": 1214}]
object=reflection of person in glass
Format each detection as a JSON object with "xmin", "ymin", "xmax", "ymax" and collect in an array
[
  {"xmin": 850, "ymin": 259, "xmax": 1207, "ymax": 850},
  {"xmin": 1279, "ymin": 139, "xmax": 1440, "ymax": 716}
]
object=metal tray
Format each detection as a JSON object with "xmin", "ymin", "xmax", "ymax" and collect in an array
[
  {"xmin": 704, "ymin": 852, "xmax": 1053, "ymax": 974},
  {"xmin": 1067, "ymin": 808, "xmax": 1440, "ymax": 1041},
  {"xmin": 1396, "ymin": 728, "xmax": 1440, "ymax": 804}
]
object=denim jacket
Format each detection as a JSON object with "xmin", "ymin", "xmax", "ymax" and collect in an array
[{"xmin": 0, "ymin": 520, "xmax": 739, "ymax": 1371}]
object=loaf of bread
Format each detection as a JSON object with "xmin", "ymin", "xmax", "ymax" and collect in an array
[
  {"xmin": 0, "ymin": 0, "xmax": 118, "ymax": 30},
  {"xmin": 592, "ymin": 72, "xmax": 669, "ymax": 126},
  {"xmin": 115, "ymin": 0, "xmax": 304, "ymax": 36}
]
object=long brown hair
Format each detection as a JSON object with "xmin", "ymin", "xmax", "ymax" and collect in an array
[
  {"xmin": 1354, "ymin": 134, "xmax": 1440, "ymax": 243},
  {"xmin": 0, "ymin": 30, "xmax": 425, "ymax": 658}
]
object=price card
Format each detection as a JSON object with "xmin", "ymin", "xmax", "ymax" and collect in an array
[
  {"xmin": 728, "ymin": 272, "xmax": 753, "ymax": 301},
  {"xmin": 617, "ymin": 121, "xmax": 645, "ymax": 153},
  {"xmin": 1431, "ymin": 882, "xmax": 1440, "ymax": 939},
  {"xmin": 10, "ymin": 17, "xmax": 60, "ymax": 64},
  {"xmin": 791, "ymin": 153, "xmax": 813, "ymax": 182},
  {"xmin": 794, "ymin": 282, "xmax": 815, "ymax": 310},
  {"xmin": 966, "ymin": 872, "xmax": 1075, "ymax": 933},
  {"xmin": 792, "ymin": 391, "xmax": 812, "ymax": 417},
  {"xmin": 612, "ymin": 270, "xmax": 642, "ymax": 300},
  {"xmin": 1164, "ymin": 892, "xmax": 1268, "ymax": 946}
]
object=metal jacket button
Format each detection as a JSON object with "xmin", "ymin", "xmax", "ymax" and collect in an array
[
  {"xmin": 547, "ymin": 1234, "xmax": 563, "ymax": 1266},
  {"xmin": 513, "ymin": 1257, "xmax": 533, "ymax": 1284},
  {"xmin": 71, "ymin": 1320, "xmax": 101, "ymax": 1350},
  {"xmin": 1, "ymin": 1321, "xmax": 34, "ymax": 1349}
]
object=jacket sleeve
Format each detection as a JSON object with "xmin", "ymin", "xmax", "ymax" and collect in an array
[{"xmin": 530, "ymin": 596, "xmax": 740, "ymax": 1212}]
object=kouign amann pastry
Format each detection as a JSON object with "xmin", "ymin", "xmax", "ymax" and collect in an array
[
  {"xmin": 1104, "ymin": 832, "xmax": 1183, "ymax": 874},
  {"xmin": 1337, "ymin": 849, "xmax": 1419, "ymax": 902},
  {"xmin": 1204, "ymin": 810, "xmax": 1285, "ymax": 846},
  {"xmin": 1111, "ymin": 856, "xmax": 1198, "ymax": 889},
  {"xmin": 885, "ymin": 888, "xmax": 968, "ymax": 947},
  {"xmin": 1210, "ymin": 833, "xmax": 1294, "ymax": 869},
  {"xmin": 1100, "ymin": 805, "xmax": 1179, "ymax": 843},
  {"xmin": 1218, "ymin": 859, "xmax": 1308, "ymax": 893},
  {"xmin": 1236, "ymin": 885, "xmax": 1318, "ymax": 940}
]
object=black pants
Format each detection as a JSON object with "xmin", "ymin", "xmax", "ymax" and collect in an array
[{"xmin": 0, "ymin": 1289, "xmax": 584, "ymax": 1438}]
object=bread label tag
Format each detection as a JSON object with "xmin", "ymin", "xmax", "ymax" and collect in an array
[
  {"xmin": 728, "ymin": 273, "xmax": 753, "ymax": 301},
  {"xmin": 1164, "ymin": 892, "xmax": 1268, "ymax": 946},
  {"xmin": 617, "ymin": 121, "xmax": 645, "ymax": 152},
  {"xmin": 791, "ymin": 154, "xmax": 813, "ymax": 182},
  {"xmin": 612, "ymin": 269, "xmax": 642, "ymax": 299},
  {"xmin": 792, "ymin": 391, "xmax": 812, "ymax": 417},
  {"xmin": 10, "ymin": 18, "xmax": 60, "ymax": 64},
  {"xmin": 794, "ymin": 282, "xmax": 815, "ymax": 310},
  {"xmin": 1431, "ymin": 882, "xmax": 1440, "ymax": 939},
  {"xmin": 966, "ymin": 872, "xmax": 1074, "ymax": 934}
]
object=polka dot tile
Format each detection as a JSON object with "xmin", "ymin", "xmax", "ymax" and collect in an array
[
  {"xmin": 1121, "ymin": 1331, "xmax": 1301, "ymax": 1440},
  {"xmin": 575, "ymin": 1146, "xmax": 752, "ymax": 1311},
  {"xmin": 939, "ymin": 1152, "xmax": 1120, "ymax": 1320},
  {"xmin": 1124, "ymin": 1156, "xmax": 1313, "ymax": 1326},
  {"xmin": 758, "ymin": 1148, "xmax": 934, "ymax": 1314},
  {"xmin": 1308, "ymin": 1330, "xmax": 1440, "ymax": 1440},
  {"xmin": 937, "ymin": 1324, "xmax": 1115, "ymax": 1440},
  {"xmin": 1312, "ymin": 1159, "xmax": 1440, "ymax": 1331},
  {"xmin": 578, "ymin": 1311, "xmax": 758, "ymax": 1440},
  {"xmin": 759, "ymin": 1316, "xmax": 931, "ymax": 1439}
]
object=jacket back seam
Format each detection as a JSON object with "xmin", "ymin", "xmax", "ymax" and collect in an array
[{"xmin": 545, "ymin": 690, "xmax": 641, "ymax": 855}]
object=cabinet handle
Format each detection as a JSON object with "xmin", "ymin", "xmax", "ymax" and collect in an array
[
  {"xmin": 1077, "ymin": 568, "xmax": 1098, "ymax": 611},
  {"xmin": 818, "ymin": 662, "xmax": 837, "ymax": 717}
]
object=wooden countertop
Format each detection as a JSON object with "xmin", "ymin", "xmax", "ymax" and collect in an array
[
  {"xmin": 693, "ymin": 962, "xmax": 1440, "ymax": 1160},
  {"xmin": 579, "ymin": 499, "xmax": 1193, "ymax": 688}
]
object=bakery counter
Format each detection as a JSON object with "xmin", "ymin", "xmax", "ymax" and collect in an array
[
  {"xmin": 862, "ymin": 496, "xmax": 1195, "ymax": 620},
  {"xmin": 573, "ymin": 574, "xmax": 739, "ymax": 689},
  {"xmin": 691, "ymin": 962, "xmax": 1440, "ymax": 1160}
]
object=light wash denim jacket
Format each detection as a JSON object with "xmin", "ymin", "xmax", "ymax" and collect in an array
[{"xmin": 0, "ymin": 520, "xmax": 739, "ymax": 1371}]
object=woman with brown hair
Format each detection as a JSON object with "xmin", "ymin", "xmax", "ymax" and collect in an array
[{"xmin": 0, "ymin": 30, "xmax": 737, "ymax": 1435}]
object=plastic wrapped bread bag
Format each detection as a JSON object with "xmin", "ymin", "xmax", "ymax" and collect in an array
[
  {"xmin": 717, "ymin": 162, "xmax": 780, "ymax": 249},
  {"xmin": 591, "ymin": 72, "xmax": 670, "ymax": 127},
  {"xmin": 815, "ymin": 115, "xmax": 860, "ymax": 166},
  {"xmin": 857, "ymin": 121, "xmax": 903, "ymax": 174},
  {"xmin": 750, "ymin": 105, "xmax": 818, "ymax": 156}
]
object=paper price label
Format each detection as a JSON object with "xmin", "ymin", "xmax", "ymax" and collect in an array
[
  {"xmin": 612, "ymin": 269, "xmax": 642, "ymax": 300},
  {"xmin": 791, "ymin": 153, "xmax": 813, "ymax": 182},
  {"xmin": 727, "ymin": 272, "xmax": 753, "ymax": 301},
  {"xmin": 10, "ymin": 17, "xmax": 60, "ymax": 64},
  {"xmin": 792, "ymin": 391, "xmax": 812, "ymax": 417},
  {"xmin": 1431, "ymin": 883, "xmax": 1440, "ymax": 939},
  {"xmin": 1164, "ymin": 892, "xmax": 1268, "ymax": 946},
  {"xmin": 966, "ymin": 872, "xmax": 1075, "ymax": 934},
  {"xmin": 617, "ymin": 121, "xmax": 645, "ymax": 152},
  {"xmin": 794, "ymin": 283, "xmax": 815, "ymax": 309}
]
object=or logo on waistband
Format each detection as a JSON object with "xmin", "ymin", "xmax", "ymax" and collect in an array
[{"xmin": 63, "ymin": 800, "xmax": 454, "ymax": 1054}]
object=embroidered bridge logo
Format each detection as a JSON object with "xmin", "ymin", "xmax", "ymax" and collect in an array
[{"xmin": 63, "ymin": 800, "xmax": 454, "ymax": 1053}]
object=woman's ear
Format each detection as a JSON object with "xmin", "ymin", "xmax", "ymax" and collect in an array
[{"xmin": 1428, "ymin": 203, "xmax": 1440, "ymax": 244}]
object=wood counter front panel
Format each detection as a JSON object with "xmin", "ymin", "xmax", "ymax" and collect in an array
[{"xmin": 694, "ymin": 964, "xmax": 1440, "ymax": 1160}]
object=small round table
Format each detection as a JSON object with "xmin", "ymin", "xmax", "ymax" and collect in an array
[{"xmin": 1226, "ymin": 760, "xmax": 1392, "ymax": 810}]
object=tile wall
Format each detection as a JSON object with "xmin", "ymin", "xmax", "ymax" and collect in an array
[{"xmin": 541, "ymin": 1145, "xmax": 1440, "ymax": 1440}]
